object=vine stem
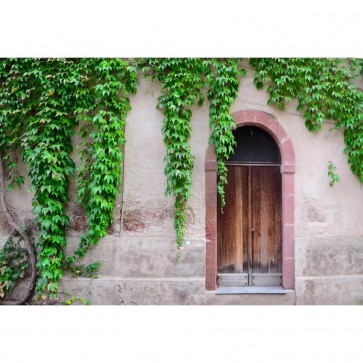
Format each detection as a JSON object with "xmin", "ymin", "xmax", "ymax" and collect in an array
[{"xmin": 0, "ymin": 152, "xmax": 37, "ymax": 305}]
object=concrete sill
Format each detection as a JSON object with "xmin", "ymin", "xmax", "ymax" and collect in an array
[{"xmin": 216, "ymin": 286, "xmax": 287, "ymax": 295}]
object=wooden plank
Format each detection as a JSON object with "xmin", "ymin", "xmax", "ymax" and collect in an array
[
  {"xmin": 217, "ymin": 166, "xmax": 243, "ymax": 273},
  {"xmin": 235, "ymin": 167, "xmax": 243, "ymax": 272},
  {"xmin": 217, "ymin": 273, "xmax": 248, "ymax": 287},
  {"xmin": 251, "ymin": 166, "xmax": 282, "ymax": 275},
  {"xmin": 247, "ymin": 165, "xmax": 253, "ymax": 285},
  {"xmin": 241, "ymin": 166, "xmax": 249, "ymax": 274},
  {"xmin": 252, "ymin": 273, "xmax": 282, "ymax": 287}
]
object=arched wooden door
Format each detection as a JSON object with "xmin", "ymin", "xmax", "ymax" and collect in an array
[{"xmin": 217, "ymin": 126, "xmax": 282, "ymax": 287}]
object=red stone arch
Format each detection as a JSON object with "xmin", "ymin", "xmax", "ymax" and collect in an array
[{"xmin": 205, "ymin": 110, "xmax": 295, "ymax": 290}]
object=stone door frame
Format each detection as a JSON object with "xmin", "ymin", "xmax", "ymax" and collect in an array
[{"xmin": 205, "ymin": 110, "xmax": 296, "ymax": 290}]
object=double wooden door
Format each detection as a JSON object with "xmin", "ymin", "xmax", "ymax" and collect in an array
[{"xmin": 217, "ymin": 164, "xmax": 282, "ymax": 287}]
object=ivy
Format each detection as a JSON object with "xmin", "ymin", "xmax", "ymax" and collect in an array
[
  {"xmin": 204, "ymin": 59, "xmax": 245, "ymax": 209},
  {"xmin": 0, "ymin": 58, "xmax": 137, "ymax": 299},
  {"xmin": 64, "ymin": 291, "xmax": 91, "ymax": 305},
  {"xmin": 66, "ymin": 261, "xmax": 101, "ymax": 278},
  {"xmin": 141, "ymin": 58, "xmax": 206, "ymax": 252},
  {"xmin": 1, "ymin": 57, "xmax": 363, "ymax": 303},
  {"xmin": 19, "ymin": 59, "xmax": 80, "ymax": 299},
  {"xmin": 140, "ymin": 58, "xmax": 245, "ymax": 248},
  {"xmin": 67, "ymin": 59, "xmax": 137, "ymax": 264},
  {"xmin": 0, "ymin": 235, "xmax": 29, "ymax": 298},
  {"xmin": 328, "ymin": 161, "xmax": 340, "ymax": 187},
  {"xmin": 0, "ymin": 58, "xmax": 32, "ymax": 191},
  {"xmin": 250, "ymin": 58, "xmax": 363, "ymax": 182}
]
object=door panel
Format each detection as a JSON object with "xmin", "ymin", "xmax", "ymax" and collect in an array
[
  {"xmin": 217, "ymin": 166, "xmax": 248, "ymax": 274},
  {"xmin": 217, "ymin": 165, "xmax": 282, "ymax": 287},
  {"xmin": 251, "ymin": 166, "xmax": 282, "ymax": 275}
]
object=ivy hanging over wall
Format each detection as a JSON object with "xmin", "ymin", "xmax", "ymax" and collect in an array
[
  {"xmin": 250, "ymin": 58, "xmax": 363, "ymax": 182},
  {"xmin": 0, "ymin": 235, "xmax": 29, "ymax": 298},
  {"xmin": 0, "ymin": 58, "xmax": 137, "ymax": 301},
  {"xmin": 20, "ymin": 59, "xmax": 80, "ymax": 299},
  {"xmin": 140, "ymin": 58, "xmax": 206, "ymax": 252},
  {"xmin": 140, "ymin": 58, "xmax": 244, "ymax": 250},
  {"xmin": 66, "ymin": 59, "xmax": 137, "ymax": 264},
  {"xmin": 1, "ymin": 57, "xmax": 363, "ymax": 303},
  {"xmin": 204, "ymin": 59, "xmax": 246, "ymax": 209}
]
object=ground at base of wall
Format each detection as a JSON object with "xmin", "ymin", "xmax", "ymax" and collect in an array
[
  {"xmin": 5, "ymin": 277, "xmax": 363, "ymax": 305},
  {"xmin": 205, "ymin": 290, "xmax": 296, "ymax": 305}
]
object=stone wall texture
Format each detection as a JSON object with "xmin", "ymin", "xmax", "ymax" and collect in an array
[{"xmin": 1, "ymin": 65, "xmax": 363, "ymax": 304}]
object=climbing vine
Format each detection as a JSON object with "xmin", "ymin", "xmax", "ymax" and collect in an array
[
  {"xmin": 0, "ymin": 235, "xmax": 29, "ymax": 298},
  {"xmin": 140, "ymin": 58, "xmax": 244, "ymax": 248},
  {"xmin": 141, "ymin": 58, "xmax": 206, "ymax": 251},
  {"xmin": 0, "ymin": 57, "xmax": 363, "ymax": 303},
  {"xmin": 0, "ymin": 58, "xmax": 137, "ymax": 300},
  {"xmin": 204, "ymin": 59, "xmax": 245, "ymax": 209},
  {"xmin": 67, "ymin": 59, "xmax": 137, "ymax": 264},
  {"xmin": 250, "ymin": 58, "xmax": 363, "ymax": 182},
  {"xmin": 328, "ymin": 161, "xmax": 340, "ymax": 187}
]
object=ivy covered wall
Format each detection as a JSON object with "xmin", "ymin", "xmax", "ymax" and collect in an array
[{"xmin": 1, "ymin": 58, "xmax": 363, "ymax": 305}]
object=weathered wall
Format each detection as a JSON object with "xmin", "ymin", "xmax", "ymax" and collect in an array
[
  {"xmin": 1, "ymin": 66, "xmax": 363, "ymax": 304},
  {"xmin": 231, "ymin": 64, "xmax": 363, "ymax": 304},
  {"xmin": 53, "ymin": 75, "xmax": 208, "ymax": 304}
]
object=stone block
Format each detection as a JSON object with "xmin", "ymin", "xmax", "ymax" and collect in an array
[
  {"xmin": 295, "ymin": 277, "xmax": 363, "ymax": 305},
  {"xmin": 64, "ymin": 237, "xmax": 206, "ymax": 279},
  {"xmin": 206, "ymin": 290, "xmax": 296, "ymax": 305},
  {"xmin": 296, "ymin": 237, "xmax": 363, "ymax": 277},
  {"xmin": 59, "ymin": 277, "xmax": 206, "ymax": 305}
]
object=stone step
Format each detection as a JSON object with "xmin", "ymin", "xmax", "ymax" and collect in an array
[{"xmin": 206, "ymin": 290, "xmax": 296, "ymax": 305}]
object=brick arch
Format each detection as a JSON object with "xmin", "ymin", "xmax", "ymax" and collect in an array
[{"xmin": 205, "ymin": 110, "xmax": 295, "ymax": 291}]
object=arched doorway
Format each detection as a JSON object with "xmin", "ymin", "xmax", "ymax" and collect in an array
[
  {"xmin": 217, "ymin": 126, "xmax": 282, "ymax": 287},
  {"xmin": 205, "ymin": 110, "xmax": 295, "ymax": 291}
]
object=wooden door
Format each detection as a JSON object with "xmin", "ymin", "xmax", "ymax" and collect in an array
[{"xmin": 217, "ymin": 164, "xmax": 282, "ymax": 287}]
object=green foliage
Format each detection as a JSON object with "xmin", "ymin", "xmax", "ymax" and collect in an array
[
  {"xmin": 66, "ymin": 262, "xmax": 101, "ymax": 278},
  {"xmin": 250, "ymin": 58, "xmax": 363, "ymax": 182},
  {"xmin": 141, "ymin": 58, "xmax": 206, "ymax": 250},
  {"xmin": 140, "ymin": 58, "xmax": 245, "ymax": 247},
  {"xmin": 0, "ymin": 59, "xmax": 82, "ymax": 298},
  {"xmin": 64, "ymin": 291, "xmax": 91, "ymax": 305},
  {"xmin": 204, "ymin": 59, "xmax": 245, "ymax": 209},
  {"xmin": 0, "ymin": 58, "xmax": 137, "ymax": 299},
  {"xmin": 328, "ymin": 161, "xmax": 340, "ymax": 187},
  {"xmin": 67, "ymin": 59, "xmax": 138, "ymax": 264},
  {"xmin": 0, "ymin": 59, "xmax": 31, "ymax": 191},
  {"xmin": 0, "ymin": 236, "xmax": 29, "ymax": 299},
  {"xmin": 1, "ymin": 57, "xmax": 363, "ymax": 302}
]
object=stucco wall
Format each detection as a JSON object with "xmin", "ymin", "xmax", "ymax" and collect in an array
[
  {"xmin": 231, "ymin": 65, "xmax": 363, "ymax": 304},
  {"xmin": 1, "ymin": 67, "xmax": 363, "ymax": 304}
]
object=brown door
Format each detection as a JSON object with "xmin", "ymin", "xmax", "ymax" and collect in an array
[{"xmin": 217, "ymin": 164, "xmax": 282, "ymax": 287}]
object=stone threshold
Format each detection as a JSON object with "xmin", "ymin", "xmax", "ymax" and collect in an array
[{"xmin": 216, "ymin": 286, "xmax": 287, "ymax": 295}]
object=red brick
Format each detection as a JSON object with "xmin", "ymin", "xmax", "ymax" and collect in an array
[
  {"xmin": 282, "ymin": 174, "xmax": 295, "ymax": 195},
  {"xmin": 282, "ymin": 258, "xmax": 295, "ymax": 289},
  {"xmin": 281, "ymin": 138, "xmax": 295, "ymax": 164},
  {"xmin": 282, "ymin": 224, "xmax": 295, "ymax": 259},
  {"xmin": 281, "ymin": 163, "xmax": 295, "ymax": 174},
  {"xmin": 205, "ymin": 191, "xmax": 217, "ymax": 207},
  {"xmin": 205, "ymin": 172, "xmax": 217, "ymax": 193},
  {"xmin": 206, "ymin": 241, "xmax": 217, "ymax": 290},
  {"xmin": 283, "ymin": 194, "xmax": 295, "ymax": 225},
  {"xmin": 205, "ymin": 144, "xmax": 216, "ymax": 160},
  {"xmin": 205, "ymin": 160, "xmax": 217, "ymax": 171}
]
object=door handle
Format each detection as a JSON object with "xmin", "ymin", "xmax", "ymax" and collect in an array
[{"xmin": 251, "ymin": 226, "xmax": 255, "ymax": 234}]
